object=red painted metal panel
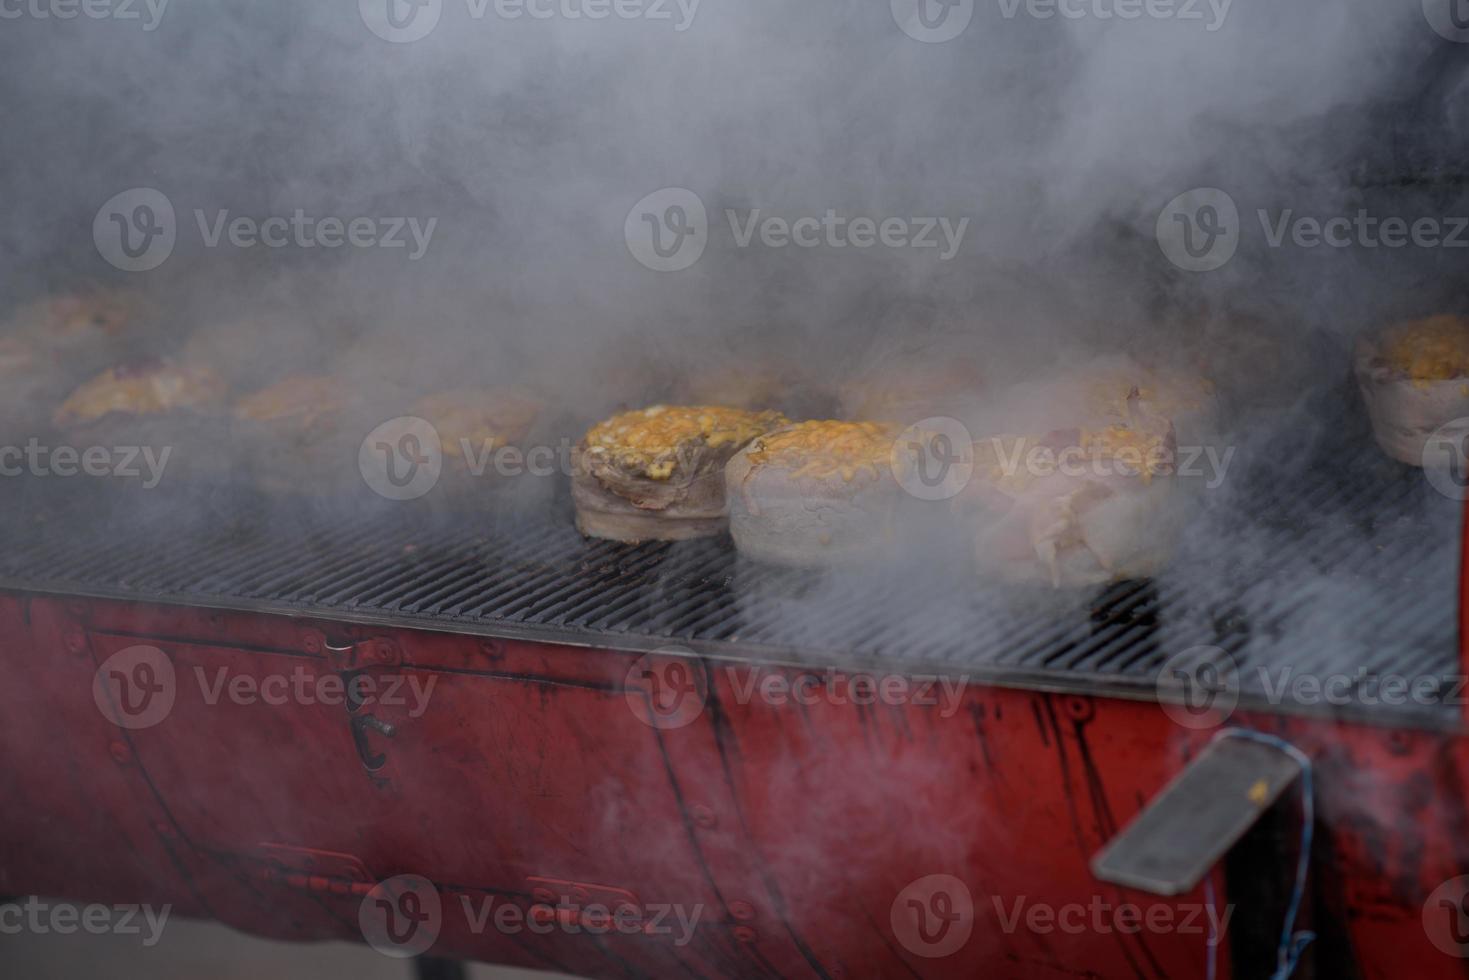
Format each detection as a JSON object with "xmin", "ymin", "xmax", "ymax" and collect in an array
[{"xmin": 4, "ymin": 595, "xmax": 1469, "ymax": 977}]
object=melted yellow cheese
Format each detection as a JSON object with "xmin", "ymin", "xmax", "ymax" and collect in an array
[
  {"xmin": 1380, "ymin": 315, "xmax": 1469, "ymax": 383},
  {"xmin": 1077, "ymin": 424, "xmax": 1171, "ymax": 482},
  {"xmin": 583, "ymin": 405, "xmax": 786, "ymax": 480},
  {"xmin": 746, "ymin": 420, "xmax": 900, "ymax": 483}
]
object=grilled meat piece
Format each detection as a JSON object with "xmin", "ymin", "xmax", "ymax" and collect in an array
[
  {"xmin": 573, "ymin": 405, "xmax": 787, "ymax": 542},
  {"xmin": 726, "ymin": 420, "xmax": 905, "ymax": 566},
  {"xmin": 54, "ymin": 359, "xmax": 225, "ymax": 429},
  {"xmin": 1355, "ymin": 315, "xmax": 1469, "ymax": 465},
  {"xmin": 958, "ymin": 408, "xmax": 1181, "ymax": 588}
]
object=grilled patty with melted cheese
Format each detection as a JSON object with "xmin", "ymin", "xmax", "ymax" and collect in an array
[
  {"xmin": 573, "ymin": 405, "xmax": 788, "ymax": 542},
  {"xmin": 725, "ymin": 420, "xmax": 906, "ymax": 566},
  {"xmin": 1355, "ymin": 315, "xmax": 1469, "ymax": 465}
]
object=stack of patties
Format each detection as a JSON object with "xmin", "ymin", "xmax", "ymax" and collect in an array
[
  {"xmin": 52, "ymin": 356, "xmax": 229, "ymax": 484},
  {"xmin": 1354, "ymin": 315, "xmax": 1469, "ymax": 465},
  {"xmin": 231, "ymin": 374, "xmax": 363, "ymax": 494},
  {"xmin": 957, "ymin": 392, "xmax": 1180, "ymax": 589},
  {"xmin": 725, "ymin": 420, "xmax": 906, "ymax": 566},
  {"xmin": 573, "ymin": 405, "xmax": 787, "ymax": 542}
]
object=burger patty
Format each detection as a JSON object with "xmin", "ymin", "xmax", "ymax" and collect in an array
[{"xmin": 573, "ymin": 405, "xmax": 787, "ymax": 542}]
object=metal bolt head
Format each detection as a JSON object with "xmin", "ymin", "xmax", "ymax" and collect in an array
[
  {"xmin": 108, "ymin": 740, "xmax": 132, "ymax": 765},
  {"xmin": 690, "ymin": 804, "xmax": 717, "ymax": 829},
  {"xmin": 733, "ymin": 925, "xmax": 758, "ymax": 944},
  {"xmin": 729, "ymin": 901, "xmax": 755, "ymax": 922}
]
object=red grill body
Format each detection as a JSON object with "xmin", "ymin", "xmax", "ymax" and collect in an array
[{"xmin": 3, "ymin": 590, "xmax": 1467, "ymax": 979}]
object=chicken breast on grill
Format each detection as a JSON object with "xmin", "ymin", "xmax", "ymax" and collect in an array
[
  {"xmin": 573, "ymin": 405, "xmax": 788, "ymax": 542},
  {"xmin": 54, "ymin": 359, "xmax": 226, "ymax": 429},
  {"xmin": 957, "ymin": 400, "xmax": 1181, "ymax": 588}
]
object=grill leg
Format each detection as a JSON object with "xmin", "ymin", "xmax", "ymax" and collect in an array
[{"xmin": 414, "ymin": 956, "xmax": 468, "ymax": 980}]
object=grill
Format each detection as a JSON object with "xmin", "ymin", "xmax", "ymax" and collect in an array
[{"xmin": 0, "ymin": 388, "xmax": 1457, "ymax": 725}]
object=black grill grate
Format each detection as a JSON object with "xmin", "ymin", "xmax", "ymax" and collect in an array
[{"xmin": 0, "ymin": 414, "xmax": 1459, "ymax": 725}]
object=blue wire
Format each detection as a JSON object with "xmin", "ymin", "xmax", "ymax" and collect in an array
[{"xmin": 1205, "ymin": 728, "xmax": 1316, "ymax": 980}]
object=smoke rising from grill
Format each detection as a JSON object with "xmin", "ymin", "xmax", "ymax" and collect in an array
[{"xmin": 0, "ymin": 2, "xmax": 1466, "ymax": 688}]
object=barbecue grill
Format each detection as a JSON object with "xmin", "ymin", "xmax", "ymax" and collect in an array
[
  {"xmin": 6, "ymin": 5, "xmax": 1469, "ymax": 979},
  {"xmin": 2, "ymin": 370, "xmax": 1467, "ymax": 980}
]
